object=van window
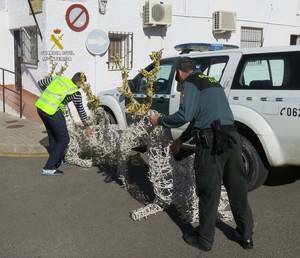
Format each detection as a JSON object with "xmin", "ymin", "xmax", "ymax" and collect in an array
[
  {"xmin": 233, "ymin": 52, "xmax": 300, "ymax": 90},
  {"xmin": 176, "ymin": 56, "xmax": 229, "ymax": 92},
  {"xmin": 270, "ymin": 60, "xmax": 284, "ymax": 86},
  {"xmin": 242, "ymin": 60, "xmax": 271, "ymax": 86},
  {"xmin": 130, "ymin": 62, "xmax": 173, "ymax": 94},
  {"xmin": 154, "ymin": 63, "xmax": 173, "ymax": 94},
  {"xmin": 194, "ymin": 56, "xmax": 229, "ymax": 82}
]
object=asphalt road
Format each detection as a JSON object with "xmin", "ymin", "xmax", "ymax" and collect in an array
[{"xmin": 0, "ymin": 156, "xmax": 299, "ymax": 258}]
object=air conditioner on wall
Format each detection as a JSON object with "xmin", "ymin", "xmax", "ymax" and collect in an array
[
  {"xmin": 212, "ymin": 11, "xmax": 236, "ymax": 33},
  {"xmin": 143, "ymin": 0, "xmax": 172, "ymax": 27}
]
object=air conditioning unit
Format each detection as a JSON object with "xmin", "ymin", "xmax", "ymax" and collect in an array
[
  {"xmin": 143, "ymin": 0, "xmax": 172, "ymax": 27},
  {"xmin": 212, "ymin": 11, "xmax": 236, "ymax": 33}
]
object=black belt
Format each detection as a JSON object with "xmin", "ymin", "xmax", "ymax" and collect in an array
[
  {"xmin": 192, "ymin": 124, "xmax": 237, "ymax": 151},
  {"xmin": 194, "ymin": 124, "xmax": 236, "ymax": 135}
]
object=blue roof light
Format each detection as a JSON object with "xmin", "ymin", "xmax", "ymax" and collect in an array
[{"xmin": 175, "ymin": 43, "xmax": 239, "ymax": 54}]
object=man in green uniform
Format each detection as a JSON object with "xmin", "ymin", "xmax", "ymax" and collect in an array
[{"xmin": 150, "ymin": 57, "xmax": 254, "ymax": 251}]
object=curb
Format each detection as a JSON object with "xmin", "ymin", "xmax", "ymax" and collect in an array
[
  {"xmin": 0, "ymin": 152, "xmax": 48, "ymax": 157},
  {"xmin": 0, "ymin": 144, "xmax": 48, "ymax": 157}
]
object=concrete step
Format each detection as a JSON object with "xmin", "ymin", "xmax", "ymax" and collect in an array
[{"xmin": 0, "ymin": 100, "xmax": 23, "ymax": 118}]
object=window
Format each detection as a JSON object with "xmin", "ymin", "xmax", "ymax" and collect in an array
[
  {"xmin": 173, "ymin": 56, "xmax": 229, "ymax": 92},
  {"xmin": 194, "ymin": 56, "xmax": 229, "ymax": 82},
  {"xmin": 108, "ymin": 32, "xmax": 133, "ymax": 71},
  {"xmin": 131, "ymin": 62, "xmax": 174, "ymax": 94},
  {"xmin": 233, "ymin": 52, "xmax": 300, "ymax": 90},
  {"xmin": 21, "ymin": 26, "xmax": 38, "ymax": 65},
  {"xmin": 242, "ymin": 60, "xmax": 270, "ymax": 86},
  {"xmin": 240, "ymin": 58, "xmax": 284, "ymax": 89},
  {"xmin": 241, "ymin": 27, "xmax": 263, "ymax": 48},
  {"xmin": 290, "ymin": 35, "xmax": 300, "ymax": 45},
  {"xmin": 269, "ymin": 60, "xmax": 284, "ymax": 86}
]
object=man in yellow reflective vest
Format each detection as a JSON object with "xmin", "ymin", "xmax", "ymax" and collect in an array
[{"xmin": 36, "ymin": 72, "xmax": 92, "ymax": 176}]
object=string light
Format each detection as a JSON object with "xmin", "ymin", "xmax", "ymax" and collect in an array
[{"xmin": 64, "ymin": 50, "xmax": 233, "ymax": 223}]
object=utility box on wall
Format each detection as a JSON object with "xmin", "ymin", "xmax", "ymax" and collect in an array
[
  {"xmin": 212, "ymin": 11, "xmax": 236, "ymax": 33},
  {"xmin": 143, "ymin": 0, "xmax": 172, "ymax": 27}
]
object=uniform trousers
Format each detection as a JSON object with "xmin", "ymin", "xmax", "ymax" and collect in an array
[{"xmin": 194, "ymin": 130, "xmax": 253, "ymax": 247}]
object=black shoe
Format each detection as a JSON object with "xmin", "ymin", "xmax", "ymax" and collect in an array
[
  {"xmin": 240, "ymin": 238, "xmax": 254, "ymax": 249},
  {"xmin": 183, "ymin": 231, "xmax": 212, "ymax": 251},
  {"xmin": 235, "ymin": 228, "xmax": 254, "ymax": 249}
]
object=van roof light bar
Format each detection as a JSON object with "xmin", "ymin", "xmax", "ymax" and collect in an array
[{"xmin": 174, "ymin": 43, "xmax": 239, "ymax": 54}]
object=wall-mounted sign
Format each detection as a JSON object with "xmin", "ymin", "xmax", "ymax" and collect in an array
[
  {"xmin": 85, "ymin": 29, "xmax": 110, "ymax": 55},
  {"xmin": 65, "ymin": 4, "xmax": 89, "ymax": 32},
  {"xmin": 40, "ymin": 29, "xmax": 74, "ymax": 62},
  {"xmin": 50, "ymin": 29, "xmax": 64, "ymax": 50},
  {"xmin": 29, "ymin": 0, "xmax": 43, "ymax": 15}
]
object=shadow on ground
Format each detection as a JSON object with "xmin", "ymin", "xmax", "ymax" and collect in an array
[
  {"xmin": 98, "ymin": 153, "xmax": 156, "ymax": 204},
  {"xmin": 265, "ymin": 166, "xmax": 300, "ymax": 187},
  {"xmin": 39, "ymin": 136, "xmax": 50, "ymax": 152}
]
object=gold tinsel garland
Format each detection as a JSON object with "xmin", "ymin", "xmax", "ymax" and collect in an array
[
  {"xmin": 115, "ymin": 49, "xmax": 163, "ymax": 116},
  {"xmin": 46, "ymin": 60, "xmax": 99, "ymax": 111},
  {"xmin": 80, "ymin": 79, "xmax": 101, "ymax": 111}
]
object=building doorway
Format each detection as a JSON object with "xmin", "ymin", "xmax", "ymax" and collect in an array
[{"xmin": 13, "ymin": 30, "xmax": 22, "ymax": 90}]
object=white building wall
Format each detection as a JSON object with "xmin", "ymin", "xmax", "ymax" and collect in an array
[
  {"xmin": 1, "ymin": 0, "xmax": 300, "ymax": 98},
  {"xmin": 7, "ymin": 0, "xmax": 43, "ymax": 29},
  {"xmin": 0, "ymin": 8, "xmax": 14, "ymax": 84},
  {"xmin": 0, "ymin": 0, "xmax": 6, "ymax": 11},
  {"xmin": 94, "ymin": 0, "xmax": 300, "ymax": 93},
  {"xmin": 5, "ymin": 0, "xmax": 47, "ymax": 95}
]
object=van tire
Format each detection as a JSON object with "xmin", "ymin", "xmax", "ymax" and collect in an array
[
  {"xmin": 240, "ymin": 135, "xmax": 269, "ymax": 191},
  {"xmin": 106, "ymin": 111, "xmax": 117, "ymax": 124}
]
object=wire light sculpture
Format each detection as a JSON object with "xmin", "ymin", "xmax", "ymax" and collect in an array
[
  {"xmin": 46, "ymin": 58, "xmax": 68, "ymax": 78},
  {"xmin": 64, "ymin": 50, "xmax": 233, "ymax": 224}
]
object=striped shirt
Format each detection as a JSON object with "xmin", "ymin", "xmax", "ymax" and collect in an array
[{"xmin": 37, "ymin": 77, "xmax": 88, "ymax": 127}]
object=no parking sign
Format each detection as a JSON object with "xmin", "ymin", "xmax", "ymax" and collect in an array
[{"xmin": 65, "ymin": 4, "xmax": 89, "ymax": 32}]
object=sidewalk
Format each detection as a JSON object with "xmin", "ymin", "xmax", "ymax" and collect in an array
[{"xmin": 0, "ymin": 112, "xmax": 48, "ymax": 156}]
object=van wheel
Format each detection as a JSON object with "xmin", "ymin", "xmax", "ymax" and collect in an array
[
  {"xmin": 240, "ymin": 135, "xmax": 269, "ymax": 191},
  {"xmin": 106, "ymin": 111, "xmax": 117, "ymax": 124}
]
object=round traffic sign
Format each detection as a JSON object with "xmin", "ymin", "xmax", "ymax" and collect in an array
[
  {"xmin": 65, "ymin": 4, "xmax": 89, "ymax": 32},
  {"xmin": 85, "ymin": 29, "xmax": 110, "ymax": 56}
]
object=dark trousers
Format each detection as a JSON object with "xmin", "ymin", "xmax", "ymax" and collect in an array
[
  {"xmin": 194, "ymin": 130, "xmax": 253, "ymax": 247},
  {"xmin": 37, "ymin": 109, "xmax": 70, "ymax": 170}
]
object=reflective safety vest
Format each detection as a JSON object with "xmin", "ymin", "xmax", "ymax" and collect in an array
[{"xmin": 35, "ymin": 76, "xmax": 79, "ymax": 115}]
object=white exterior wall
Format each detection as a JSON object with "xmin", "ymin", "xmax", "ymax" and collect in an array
[
  {"xmin": 1, "ymin": 0, "xmax": 300, "ymax": 96},
  {"xmin": 0, "ymin": 0, "xmax": 14, "ymax": 84},
  {"xmin": 95, "ymin": 0, "xmax": 300, "ymax": 93},
  {"xmin": 0, "ymin": 0, "xmax": 6, "ymax": 11},
  {"xmin": 6, "ymin": 0, "xmax": 47, "ymax": 95}
]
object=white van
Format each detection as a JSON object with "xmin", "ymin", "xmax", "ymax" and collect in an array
[{"xmin": 99, "ymin": 44, "xmax": 300, "ymax": 190}]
